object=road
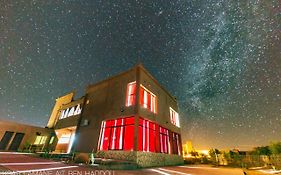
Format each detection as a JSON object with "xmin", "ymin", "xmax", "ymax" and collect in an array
[
  {"xmin": 117, "ymin": 166, "xmax": 244, "ymax": 175},
  {"xmin": 0, "ymin": 152, "xmax": 245, "ymax": 175}
]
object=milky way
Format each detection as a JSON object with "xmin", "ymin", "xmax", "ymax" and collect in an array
[{"xmin": 0, "ymin": 0, "xmax": 280, "ymax": 150}]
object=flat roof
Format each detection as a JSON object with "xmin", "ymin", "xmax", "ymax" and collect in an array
[{"xmin": 0, "ymin": 119, "xmax": 52, "ymax": 130}]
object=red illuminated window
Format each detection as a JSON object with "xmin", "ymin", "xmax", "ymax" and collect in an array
[
  {"xmin": 138, "ymin": 117, "xmax": 176, "ymax": 154},
  {"xmin": 98, "ymin": 121, "xmax": 111, "ymax": 151},
  {"xmin": 126, "ymin": 82, "xmax": 136, "ymax": 106},
  {"xmin": 172, "ymin": 132, "xmax": 181, "ymax": 155},
  {"xmin": 123, "ymin": 125, "xmax": 134, "ymax": 150},
  {"xmin": 109, "ymin": 119, "xmax": 123, "ymax": 150},
  {"xmin": 140, "ymin": 85, "xmax": 157, "ymax": 113},
  {"xmin": 159, "ymin": 126, "xmax": 170, "ymax": 154},
  {"xmin": 98, "ymin": 116, "xmax": 181, "ymax": 155},
  {"xmin": 138, "ymin": 118, "xmax": 156, "ymax": 152},
  {"xmin": 170, "ymin": 107, "xmax": 180, "ymax": 127},
  {"xmin": 98, "ymin": 117, "xmax": 135, "ymax": 151}
]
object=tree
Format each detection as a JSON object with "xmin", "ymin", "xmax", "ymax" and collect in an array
[
  {"xmin": 209, "ymin": 149, "xmax": 220, "ymax": 157},
  {"xmin": 269, "ymin": 142, "xmax": 281, "ymax": 155},
  {"xmin": 190, "ymin": 150, "xmax": 199, "ymax": 157},
  {"xmin": 252, "ymin": 146, "xmax": 271, "ymax": 156},
  {"xmin": 209, "ymin": 149, "xmax": 220, "ymax": 164}
]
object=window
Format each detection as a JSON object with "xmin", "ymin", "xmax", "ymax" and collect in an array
[
  {"xmin": 57, "ymin": 134, "xmax": 71, "ymax": 144},
  {"xmin": 34, "ymin": 136, "xmax": 47, "ymax": 145},
  {"xmin": 126, "ymin": 82, "xmax": 136, "ymax": 107},
  {"xmin": 49, "ymin": 136, "xmax": 55, "ymax": 144},
  {"xmin": 137, "ymin": 117, "xmax": 182, "ymax": 155},
  {"xmin": 123, "ymin": 117, "xmax": 135, "ymax": 150},
  {"xmin": 109, "ymin": 119, "xmax": 124, "ymax": 150},
  {"xmin": 98, "ymin": 116, "xmax": 182, "ymax": 155},
  {"xmin": 98, "ymin": 117, "xmax": 135, "ymax": 151},
  {"xmin": 59, "ymin": 104, "xmax": 82, "ymax": 120},
  {"xmin": 170, "ymin": 107, "xmax": 180, "ymax": 127},
  {"xmin": 138, "ymin": 118, "xmax": 156, "ymax": 152},
  {"xmin": 159, "ymin": 127, "xmax": 170, "ymax": 154},
  {"xmin": 172, "ymin": 132, "xmax": 181, "ymax": 155},
  {"xmin": 140, "ymin": 85, "xmax": 157, "ymax": 113},
  {"xmin": 34, "ymin": 136, "xmax": 41, "ymax": 145}
]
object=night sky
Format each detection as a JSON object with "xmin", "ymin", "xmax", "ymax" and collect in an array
[{"xmin": 1, "ymin": 1, "xmax": 281, "ymax": 150}]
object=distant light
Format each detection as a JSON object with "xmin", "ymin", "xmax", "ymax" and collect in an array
[{"xmin": 200, "ymin": 150, "xmax": 210, "ymax": 155}]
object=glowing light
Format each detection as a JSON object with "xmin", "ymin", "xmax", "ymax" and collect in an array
[
  {"xmin": 98, "ymin": 121, "xmax": 105, "ymax": 150},
  {"xmin": 144, "ymin": 90, "xmax": 148, "ymax": 108},
  {"xmin": 98, "ymin": 117, "xmax": 135, "ymax": 151},
  {"xmin": 59, "ymin": 104, "xmax": 82, "ymax": 120},
  {"xmin": 34, "ymin": 136, "xmax": 47, "ymax": 145},
  {"xmin": 143, "ymin": 119, "xmax": 145, "ymax": 151},
  {"xmin": 170, "ymin": 107, "xmax": 180, "ymax": 127},
  {"xmin": 126, "ymin": 81, "xmax": 136, "ymax": 106},
  {"xmin": 57, "ymin": 134, "xmax": 71, "ymax": 144},
  {"xmin": 140, "ymin": 85, "xmax": 157, "ymax": 113},
  {"xmin": 147, "ymin": 120, "xmax": 149, "ymax": 152},
  {"xmin": 49, "ymin": 136, "xmax": 55, "ymax": 144},
  {"xmin": 67, "ymin": 133, "xmax": 75, "ymax": 154},
  {"xmin": 119, "ymin": 118, "xmax": 124, "ymax": 150},
  {"xmin": 111, "ymin": 120, "xmax": 117, "ymax": 149},
  {"xmin": 67, "ymin": 107, "xmax": 75, "ymax": 117},
  {"xmin": 73, "ymin": 104, "xmax": 82, "ymax": 115}
]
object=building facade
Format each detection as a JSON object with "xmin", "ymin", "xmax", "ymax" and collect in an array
[
  {"xmin": 47, "ymin": 65, "xmax": 183, "ymax": 166},
  {"xmin": 0, "ymin": 120, "xmax": 55, "ymax": 152},
  {"xmin": 0, "ymin": 65, "xmax": 183, "ymax": 166}
]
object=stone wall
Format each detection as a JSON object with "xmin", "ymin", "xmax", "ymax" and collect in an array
[
  {"xmin": 95, "ymin": 150, "xmax": 184, "ymax": 167},
  {"xmin": 136, "ymin": 151, "xmax": 184, "ymax": 167},
  {"xmin": 96, "ymin": 150, "xmax": 137, "ymax": 162}
]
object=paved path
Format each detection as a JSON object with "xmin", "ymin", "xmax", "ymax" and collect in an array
[
  {"xmin": 146, "ymin": 166, "xmax": 244, "ymax": 175},
  {"xmin": 0, "ymin": 152, "xmax": 245, "ymax": 175},
  {"xmin": 0, "ymin": 152, "xmax": 91, "ymax": 174}
]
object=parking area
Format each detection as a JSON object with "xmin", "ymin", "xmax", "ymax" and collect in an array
[
  {"xmin": 0, "ymin": 152, "xmax": 245, "ymax": 175},
  {"xmin": 0, "ymin": 152, "xmax": 90, "ymax": 174}
]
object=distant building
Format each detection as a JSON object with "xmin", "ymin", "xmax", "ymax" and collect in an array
[
  {"xmin": 0, "ymin": 120, "xmax": 55, "ymax": 152},
  {"xmin": 0, "ymin": 64, "xmax": 183, "ymax": 167}
]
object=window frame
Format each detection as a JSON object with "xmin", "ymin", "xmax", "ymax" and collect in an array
[
  {"xmin": 34, "ymin": 136, "xmax": 48, "ymax": 145},
  {"xmin": 125, "ymin": 81, "xmax": 137, "ymax": 107},
  {"xmin": 98, "ymin": 117, "xmax": 135, "ymax": 151},
  {"xmin": 169, "ymin": 107, "xmax": 180, "ymax": 127},
  {"xmin": 140, "ymin": 85, "xmax": 157, "ymax": 114}
]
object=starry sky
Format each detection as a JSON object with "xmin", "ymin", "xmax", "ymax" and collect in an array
[{"xmin": 1, "ymin": 0, "xmax": 281, "ymax": 150}]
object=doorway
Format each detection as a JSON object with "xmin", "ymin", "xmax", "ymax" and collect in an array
[
  {"xmin": 9, "ymin": 133, "xmax": 25, "ymax": 151},
  {"xmin": 55, "ymin": 127, "xmax": 76, "ymax": 153},
  {"xmin": 0, "ymin": 131, "xmax": 14, "ymax": 150}
]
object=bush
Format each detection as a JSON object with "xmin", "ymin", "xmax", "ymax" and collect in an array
[{"xmin": 269, "ymin": 142, "xmax": 281, "ymax": 155}]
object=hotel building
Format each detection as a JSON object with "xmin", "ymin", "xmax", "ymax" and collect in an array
[{"xmin": 0, "ymin": 64, "xmax": 183, "ymax": 167}]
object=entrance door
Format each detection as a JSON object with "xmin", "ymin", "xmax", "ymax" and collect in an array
[
  {"xmin": 0, "ymin": 131, "xmax": 14, "ymax": 150},
  {"xmin": 9, "ymin": 133, "xmax": 25, "ymax": 151},
  {"xmin": 55, "ymin": 127, "xmax": 76, "ymax": 153}
]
